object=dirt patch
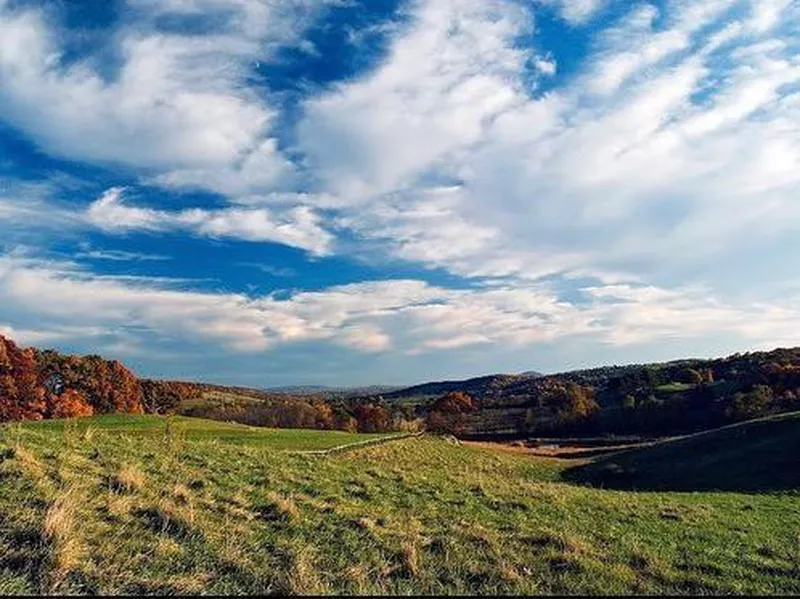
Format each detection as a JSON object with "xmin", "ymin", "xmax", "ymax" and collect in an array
[{"xmin": 462, "ymin": 441, "xmax": 538, "ymax": 456}]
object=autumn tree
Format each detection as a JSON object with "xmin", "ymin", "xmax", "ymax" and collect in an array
[
  {"xmin": 532, "ymin": 381, "xmax": 599, "ymax": 432},
  {"xmin": 49, "ymin": 389, "xmax": 94, "ymax": 419},
  {"xmin": 334, "ymin": 412, "xmax": 359, "ymax": 433},
  {"xmin": 141, "ymin": 380, "xmax": 201, "ymax": 414},
  {"xmin": 728, "ymin": 385, "xmax": 774, "ymax": 421},
  {"xmin": 425, "ymin": 391, "xmax": 476, "ymax": 436},
  {"xmin": 312, "ymin": 402, "xmax": 335, "ymax": 430},
  {"xmin": 355, "ymin": 403, "xmax": 392, "ymax": 433},
  {"xmin": 0, "ymin": 336, "xmax": 47, "ymax": 421}
]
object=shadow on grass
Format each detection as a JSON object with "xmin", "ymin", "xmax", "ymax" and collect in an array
[{"xmin": 562, "ymin": 412, "xmax": 800, "ymax": 493}]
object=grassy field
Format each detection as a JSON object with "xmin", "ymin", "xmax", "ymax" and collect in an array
[
  {"xmin": 1, "ymin": 414, "xmax": 799, "ymax": 595},
  {"xmin": 13, "ymin": 415, "xmax": 393, "ymax": 451},
  {"xmin": 654, "ymin": 382, "xmax": 695, "ymax": 393}
]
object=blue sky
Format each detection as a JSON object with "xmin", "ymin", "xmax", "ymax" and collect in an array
[{"xmin": 1, "ymin": 0, "xmax": 799, "ymax": 387}]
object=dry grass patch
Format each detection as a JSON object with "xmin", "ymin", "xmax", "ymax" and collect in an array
[
  {"xmin": 108, "ymin": 464, "xmax": 144, "ymax": 494},
  {"xmin": 282, "ymin": 542, "xmax": 328, "ymax": 595},
  {"xmin": 155, "ymin": 538, "xmax": 184, "ymax": 558},
  {"xmin": 105, "ymin": 495, "xmax": 134, "ymax": 521},
  {"xmin": 42, "ymin": 488, "xmax": 84, "ymax": 582},
  {"xmin": 81, "ymin": 427, "xmax": 96, "ymax": 444},
  {"xmin": 12, "ymin": 446, "xmax": 45, "ymax": 480},
  {"xmin": 135, "ymin": 501, "xmax": 197, "ymax": 540},
  {"xmin": 171, "ymin": 484, "xmax": 191, "ymax": 505},
  {"xmin": 401, "ymin": 539, "xmax": 420, "ymax": 577},
  {"xmin": 166, "ymin": 572, "xmax": 213, "ymax": 594}
]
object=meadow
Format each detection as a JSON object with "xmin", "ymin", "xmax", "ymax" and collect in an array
[{"xmin": 1, "ymin": 414, "xmax": 799, "ymax": 595}]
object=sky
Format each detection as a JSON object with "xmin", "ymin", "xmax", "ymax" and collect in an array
[{"xmin": 0, "ymin": 0, "xmax": 799, "ymax": 387}]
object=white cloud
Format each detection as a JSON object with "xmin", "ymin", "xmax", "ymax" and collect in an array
[
  {"xmin": 74, "ymin": 248, "xmax": 171, "ymax": 262},
  {"xmin": 584, "ymin": 284, "xmax": 800, "ymax": 348},
  {"xmin": 0, "ymin": 323, "xmax": 109, "ymax": 346},
  {"xmin": 294, "ymin": 0, "xmax": 800, "ymax": 295},
  {"xmin": 541, "ymin": 0, "xmax": 608, "ymax": 25},
  {"xmin": 0, "ymin": 0, "xmax": 338, "ymax": 191},
  {"xmin": 298, "ymin": 0, "xmax": 534, "ymax": 200},
  {"xmin": 2, "ymin": 254, "xmax": 799, "ymax": 361},
  {"xmin": 86, "ymin": 188, "xmax": 335, "ymax": 256},
  {"xmin": 2, "ymin": 0, "xmax": 800, "ymax": 372}
]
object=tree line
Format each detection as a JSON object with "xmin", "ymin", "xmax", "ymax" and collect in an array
[
  {"xmin": 1, "ymin": 335, "xmax": 143, "ymax": 421},
  {"xmin": 0, "ymin": 334, "xmax": 423, "ymax": 434},
  {"xmin": 4, "ymin": 333, "xmax": 800, "ymax": 438}
]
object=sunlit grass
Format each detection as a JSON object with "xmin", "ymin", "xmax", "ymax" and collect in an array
[{"xmin": 0, "ymin": 414, "xmax": 798, "ymax": 594}]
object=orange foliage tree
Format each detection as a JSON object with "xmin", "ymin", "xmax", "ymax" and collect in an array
[
  {"xmin": 49, "ymin": 389, "xmax": 94, "ymax": 419},
  {"xmin": 0, "ymin": 336, "xmax": 47, "ymax": 421}
]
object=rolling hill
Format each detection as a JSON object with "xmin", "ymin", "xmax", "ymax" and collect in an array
[
  {"xmin": 380, "ymin": 372, "xmax": 545, "ymax": 401},
  {"xmin": 564, "ymin": 411, "xmax": 800, "ymax": 492},
  {"xmin": 1, "ymin": 413, "xmax": 798, "ymax": 594}
]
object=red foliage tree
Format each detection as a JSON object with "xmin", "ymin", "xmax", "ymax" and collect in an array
[
  {"xmin": 354, "ymin": 403, "xmax": 391, "ymax": 433},
  {"xmin": 431, "ymin": 391, "xmax": 476, "ymax": 414},
  {"xmin": 0, "ymin": 336, "xmax": 47, "ymax": 422},
  {"xmin": 35, "ymin": 351, "xmax": 144, "ymax": 415}
]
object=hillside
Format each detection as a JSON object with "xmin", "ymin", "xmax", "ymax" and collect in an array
[
  {"xmin": 1, "ymin": 415, "xmax": 799, "ymax": 594},
  {"xmin": 372, "ymin": 347, "xmax": 800, "ymax": 439},
  {"xmin": 381, "ymin": 373, "xmax": 541, "ymax": 401},
  {"xmin": 565, "ymin": 411, "xmax": 800, "ymax": 492}
]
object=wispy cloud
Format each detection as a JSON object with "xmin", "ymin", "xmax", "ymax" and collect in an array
[
  {"xmin": 296, "ymin": 0, "xmax": 800, "ymax": 292},
  {"xmin": 0, "ymin": 0, "xmax": 338, "ymax": 191},
  {"xmin": 540, "ymin": 0, "xmax": 608, "ymax": 25},
  {"xmin": 86, "ymin": 188, "xmax": 335, "ymax": 256},
  {"xmin": 238, "ymin": 262, "xmax": 298, "ymax": 278},
  {"xmin": 75, "ymin": 248, "xmax": 171, "ymax": 262}
]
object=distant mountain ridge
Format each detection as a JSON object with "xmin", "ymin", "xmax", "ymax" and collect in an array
[
  {"xmin": 267, "ymin": 372, "xmax": 545, "ymax": 400},
  {"xmin": 264, "ymin": 384, "xmax": 405, "ymax": 398}
]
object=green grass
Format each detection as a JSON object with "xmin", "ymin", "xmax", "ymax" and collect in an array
[
  {"xmin": 654, "ymin": 382, "xmax": 694, "ymax": 393},
  {"xmin": 1, "ymin": 414, "xmax": 799, "ymax": 595},
  {"xmin": 14, "ymin": 415, "xmax": 392, "ymax": 451}
]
